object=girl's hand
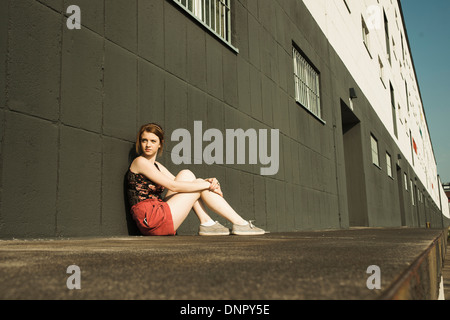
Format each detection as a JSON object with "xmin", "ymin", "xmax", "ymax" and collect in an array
[{"xmin": 205, "ymin": 178, "xmax": 223, "ymax": 197}]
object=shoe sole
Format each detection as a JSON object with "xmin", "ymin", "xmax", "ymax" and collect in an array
[
  {"xmin": 198, "ymin": 231, "xmax": 230, "ymax": 236},
  {"xmin": 231, "ymin": 231, "xmax": 266, "ymax": 236}
]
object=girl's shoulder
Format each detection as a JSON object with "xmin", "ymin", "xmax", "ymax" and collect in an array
[{"xmin": 130, "ymin": 156, "xmax": 150, "ymax": 172}]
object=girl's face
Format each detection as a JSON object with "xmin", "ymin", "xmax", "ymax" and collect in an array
[{"xmin": 140, "ymin": 131, "xmax": 161, "ymax": 158}]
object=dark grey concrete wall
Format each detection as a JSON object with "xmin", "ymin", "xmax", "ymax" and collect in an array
[{"xmin": 1, "ymin": 0, "xmax": 447, "ymax": 238}]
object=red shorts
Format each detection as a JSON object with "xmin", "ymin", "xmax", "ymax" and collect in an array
[{"xmin": 130, "ymin": 199, "xmax": 176, "ymax": 236}]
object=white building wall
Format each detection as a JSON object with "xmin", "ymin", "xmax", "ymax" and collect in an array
[
  {"xmin": 302, "ymin": 0, "xmax": 443, "ymax": 209},
  {"xmin": 439, "ymin": 180, "xmax": 450, "ymax": 218}
]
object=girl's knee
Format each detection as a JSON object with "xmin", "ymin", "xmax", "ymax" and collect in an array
[{"xmin": 176, "ymin": 169, "xmax": 196, "ymax": 181}]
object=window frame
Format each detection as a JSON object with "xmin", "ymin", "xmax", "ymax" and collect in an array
[
  {"xmin": 390, "ymin": 82, "xmax": 398, "ymax": 138},
  {"xmin": 378, "ymin": 56, "xmax": 384, "ymax": 85},
  {"xmin": 343, "ymin": 0, "xmax": 351, "ymax": 13},
  {"xmin": 172, "ymin": 0, "xmax": 239, "ymax": 53},
  {"xmin": 362, "ymin": 16, "xmax": 371, "ymax": 57},
  {"xmin": 371, "ymin": 134, "xmax": 380, "ymax": 168},
  {"xmin": 384, "ymin": 10, "xmax": 391, "ymax": 65},
  {"xmin": 293, "ymin": 45, "xmax": 324, "ymax": 124},
  {"xmin": 386, "ymin": 152, "xmax": 393, "ymax": 178}
]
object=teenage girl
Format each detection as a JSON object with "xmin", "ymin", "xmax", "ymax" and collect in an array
[{"xmin": 126, "ymin": 123, "xmax": 266, "ymax": 236}]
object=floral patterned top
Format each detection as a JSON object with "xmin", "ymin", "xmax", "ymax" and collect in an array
[{"xmin": 126, "ymin": 163, "xmax": 165, "ymax": 207}]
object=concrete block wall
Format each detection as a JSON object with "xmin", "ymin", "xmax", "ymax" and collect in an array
[{"xmin": 0, "ymin": 0, "xmax": 447, "ymax": 238}]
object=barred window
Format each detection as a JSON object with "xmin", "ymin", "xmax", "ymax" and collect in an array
[
  {"xmin": 293, "ymin": 46, "xmax": 322, "ymax": 120},
  {"xmin": 173, "ymin": 0, "xmax": 233, "ymax": 47}
]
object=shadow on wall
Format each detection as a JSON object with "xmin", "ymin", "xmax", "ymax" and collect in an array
[{"xmin": 123, "ymin": 147, "xmax": 141, "ymax": 236}]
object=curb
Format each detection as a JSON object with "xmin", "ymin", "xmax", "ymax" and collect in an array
[{"xmin": 380, "ymin": 230, "xmax": 447, "ymax": 300}]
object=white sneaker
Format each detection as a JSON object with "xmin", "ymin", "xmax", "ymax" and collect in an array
[
  {"xmin": 231, "ymin": 221, "xmax": 266, "ymax": 235},
  {"xmin": 198, "ymin": 221, "xmax": 230, "ymax": 236}
]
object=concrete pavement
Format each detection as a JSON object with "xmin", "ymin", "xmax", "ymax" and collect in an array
[{"xmin": 0, "ymin": 228, "xmax": 447, "ymax": 301}]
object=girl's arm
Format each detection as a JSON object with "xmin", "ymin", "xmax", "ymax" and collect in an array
[
  {"xmin": 157, "ymin": 161, "xmax": 223, "ymax": 197},
  {"xmin": 133, "ymin": 157, "xmax": 211, "ymax": 193},
  {"xmin": 155, "ymin": 161, "xmax": 176, "ymax": 180}
]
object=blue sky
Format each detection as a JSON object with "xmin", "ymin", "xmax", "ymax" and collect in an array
[{"xmin": 401, "ymin": 0, "xmax": 450, "ymax": 183}]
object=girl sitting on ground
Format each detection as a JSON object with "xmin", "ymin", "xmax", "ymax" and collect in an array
[{"xmin": 126, "ymin": 123, "xmax": 266, "ymax": 236}]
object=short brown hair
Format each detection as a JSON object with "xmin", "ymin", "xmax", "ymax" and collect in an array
[{"xmin": 135, "ymin": 123, "xmax": 164, "ymax": 155}]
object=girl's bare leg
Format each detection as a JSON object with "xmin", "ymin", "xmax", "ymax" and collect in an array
[
  {"xmin": 198, "ymin": 189, "xmax": 247, "ymax": 226},
  {"xmin": 166, "ymin": 188, "xmax": 204, "ymax": 231},
  {"xmin": 165, "ymin": 170, "xmax": 247, "ymax": 231},
  {"xmin": 165, "ymin": 170, "xmax": 213, "ymax": 225}
]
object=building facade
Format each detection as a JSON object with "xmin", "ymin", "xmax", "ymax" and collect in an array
[
  {"xmin": 0, "ymin": 0, "xmax": 448, "ymax": 238},
  {"xmin": 444, "ymin": 183, "xmax": 450, "ymax": 213}
]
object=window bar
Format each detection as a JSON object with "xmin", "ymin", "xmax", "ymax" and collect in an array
[
  {"xmin": 302, "ymin": 58, "xmax": 307, "ymax": 109},
  {"xmin": 222, "ymin": 1, "xmax": 226, "ymax": 39},
  {"xmin": 226, "ymin": 0, "xmax": 231, "ymax": 42},
  {"xmin": 310, "ymin": 66, "xmax": 314, "ymax": 113},
  {"xmin": 217, "ymin": 0, "xmax": 221, "ymax": 37},
  {"xmin": 202, "ymin": 0, "xmax": 206, "ymax": 21},
  {"xmin": 218, "ymin": 0, "xmax": 222, "ymax": 38},
  {"xmin": 211, "ymin": 0, "xmax": 215, "ymax": 33},
  {"xmin": 316, "ymin": 75, "xmax": 321, "ymax": 118},
  {"xmin": 212, "ymin": 0, "xmax": 216, "ymax": 34},
  {"xmin": 296, "ymin": 51, "xmax": 300, "ymax": 103},
  {"xmin": 221, "ymin": 0, "xmax": 225, "ymax": 38},
  {"xmin": 312, "ymin": 77, "xmax": 315, "ymax": 111},
  {"xmin": 307, "ymin": 64, "xmax": 311, "ymax": 111},
  {"xmin": 205, "ymin": 0, "xmax": 210, "ymax": 27},
  {"xmin": 223, "ymin": 0, "xmax": 228, "ymax": 39},
  {"xmin": 293, "ymin": 49, "xmax": 298, "ymax": 101},
  {"xmin": 219, "ymin": 0, "xmax": 223, "ymax": 37}
]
